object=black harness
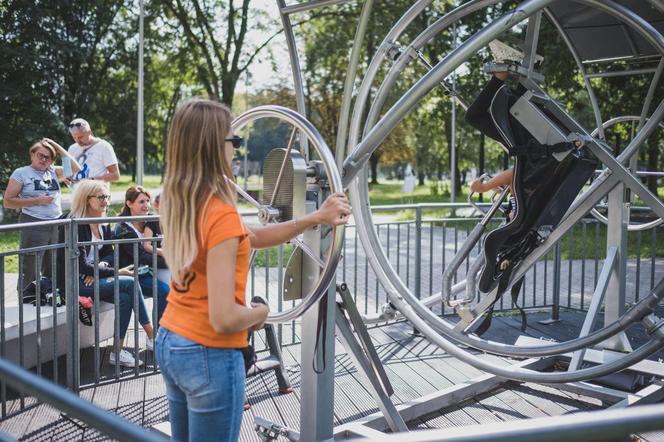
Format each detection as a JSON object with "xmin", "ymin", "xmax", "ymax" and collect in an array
[{"xmin": 472, "ymin": 85, "xmax": 598, "ymax": 336}]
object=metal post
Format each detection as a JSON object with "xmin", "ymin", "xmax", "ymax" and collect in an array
[
  {"xmin": 136, "ymin": 0, "xmax": 144, "ymax": 185},
  {"xmin": 414, "ymin": 206, "xmax": 422, "ymax": 300},
  {"xmin": 544, "ymin": 242, "xmax": 561, "ymax": 323},
  {"xmin": 65, "ymin": 221, "xmax": 80, "ymax": 392},
  {"xmin": 299, "ymin": 193, "xmax": 335, "ymax": 441},
  {"xmin": 602, "ymin": 185, "xmax": 632, "ymax": 351},
  {"xmin": 450, "ymin": 23, "xmax": 457, "ymax": 203}
]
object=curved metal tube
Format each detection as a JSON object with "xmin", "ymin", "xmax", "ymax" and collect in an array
[
  {"xmin": 276, "ymin": 0, "xmax": 309, "ymax": 158},
  {"xmin": 589, "ymin": 115, "xmax": 664, "ymax": 231},
  {"xmin": 348, "ymin": 0, "xmax": 664, "ymax": 360},
  {"xmin": 232, "ymin": 105, "xmax": 344, "ymax": 323},
  {"xmin": 334, "ymin": 0, "xmax": 374, "ymax": 168},
  {"xmin": 465, "ymin": 254, "xmax": 484, "ymax": 302}
]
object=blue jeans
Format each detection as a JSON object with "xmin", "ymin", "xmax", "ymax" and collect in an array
[
  {"xmin": 138, "ymin": 274, "xmax": 169, "ymax": 323},
  {"xmin": 156, "ymin": 328, "xmax": 245, "ymax": 442},
  {"xmin": 79, "ymin": 275, "xmax": 150, "ymax": 339}
]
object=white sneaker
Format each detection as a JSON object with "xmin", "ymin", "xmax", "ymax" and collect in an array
[
  {"xmin": 109, "ymin": 349, "xmax": 143, "ymax": 367},
  {"xmin": 146, "ymin": 338, "xmax": 154, "ymax": 352}
]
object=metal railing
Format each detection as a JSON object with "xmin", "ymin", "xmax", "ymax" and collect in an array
[{"xmin": 0, "ymin": 204, "xmax": 662, "ymax": 419}]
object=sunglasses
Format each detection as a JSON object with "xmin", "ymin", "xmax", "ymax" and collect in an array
[
  {"xmin": 35, "ymin": 152, "xmax": 54, "ymax": 162},
  {"xmin": 68, "ymin": 122, "xmax": 86, "ymax": 129},
  {"xmin": 88, "ymin": 194, "xmax": 111, "ymax": 202},
  {"xmin": 225, "ymin": 135, "xmax": 245, "ymax": 149}
]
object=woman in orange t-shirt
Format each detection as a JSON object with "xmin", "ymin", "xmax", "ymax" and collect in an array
[{"xmin": 156, "ymin": 98, "xmax": 351, "ymax": 442}]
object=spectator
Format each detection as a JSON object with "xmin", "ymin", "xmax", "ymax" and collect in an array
[
  {"xmin": 3, "ymin": 138, "xmax": 80, "ymax": 290},
  {"xmin": 65, "ymin": 180, "xmax": 155, "ymax": 367},
  {"xmin": 113, "ymin": 186, "xmax": 170, "ymax": 323},
  {"xmin": 156, "ymin": 98, "xmax": 351, "ymax": 441},
  {"xmin": 67, "ymin": 118, "xmax": 120, "ymax": 183}
]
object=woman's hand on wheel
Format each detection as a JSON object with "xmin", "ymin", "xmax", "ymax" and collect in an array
[{"xmin": 315, "ymin": 192, "xmax": 351, "ymax": 226}]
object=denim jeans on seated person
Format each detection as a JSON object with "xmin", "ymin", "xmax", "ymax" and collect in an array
[
  {"xmin": 137, "ymin": 274, "xmax": 169, "ymax": 323},
  {"xmin": 78, "ymin": 275, "xmax": 150, "ymax": 339},
  {"xmin": 156, "ymin": 327, "xmax": 245, "ymax": 442}
]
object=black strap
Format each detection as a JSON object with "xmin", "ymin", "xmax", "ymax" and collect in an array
[
  {"xmin": 473, "ymin": 306, "xmax": 495, "ymax": 336},
  {"xmin": 312, "ymin": 299, "xmax": 328, "ymax": 374},
  {"xmin": 509, "ymin": 140, "xmax": 572, "ymax": 157},
  {"xmin": 510, "ymin": 277, "xmax": 527, "ymax": 332}
]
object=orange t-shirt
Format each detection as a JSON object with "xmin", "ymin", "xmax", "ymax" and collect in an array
[{"xmin": 160, "ymin": 196, "xmax": 250, "ymax": 348}]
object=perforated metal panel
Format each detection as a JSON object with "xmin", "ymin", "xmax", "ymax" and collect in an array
[{"xmin": 262, "ymin": 148, "xmax": 307, "ymax": 222}]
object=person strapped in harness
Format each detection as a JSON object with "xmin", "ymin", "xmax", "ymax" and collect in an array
[{"xmin": 464, "ymin": 40, "xmax": 598, "ymax": 335}]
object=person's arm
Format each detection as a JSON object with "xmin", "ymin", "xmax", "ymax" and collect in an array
[
  {"xmin": 93, "ymin": 164, "xmax": 120, "ymax": 182},
  {"xmin": 42, "ymin": 138, "xmax": 81, "ymax": 176},
  {"xmin": 142, "ymin": 226, "xmax": 164, "ymax": 257},
  {"xmin": 248, "ymin": 193, "xmax": 351, "ymax": 250},
  {"xmin": 470, "ymin": 168, "xmax": 514, "ymax": 193},
  {"xmin": 3, "ymin": 178, "xmax": 53, "ymax": 209},
  {"xmin": 207, "ymin": 237, "xmax": 268, "ymax": 333}
]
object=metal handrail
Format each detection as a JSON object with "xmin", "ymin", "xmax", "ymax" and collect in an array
[{"xmin": 0, "ymin": 357, "xmax": 165, "ymax": 441}]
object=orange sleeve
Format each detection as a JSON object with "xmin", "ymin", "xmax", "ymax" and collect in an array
[{"xmin": 204, "ymin": 202, "xmax": 249, "ymax": 251}]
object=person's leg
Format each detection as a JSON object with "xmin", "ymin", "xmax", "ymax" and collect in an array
[
  {"xmin": 95, "ymin": 276, "xmax": 136, "ymax": 341},
  {"xmin": 156, "ymin": 328, "xmax": 189, "ymax": 441},
  {"xmin": 40, "ymin": 224, "xmax": 59, "ymax": 279},
  {"xmin": 139, "ymin": 275, "xmax": 170, "ymax": 322},
  {"xmin": 187, "ymin": 348, "xmax": 245, "ymax": 441},
  {"xmin": 18, "ymin": 214, "xmax": 53, "ymax": 291}
]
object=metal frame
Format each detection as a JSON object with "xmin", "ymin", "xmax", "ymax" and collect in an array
[{"xmin": 311, "ymin": 0, "xmax": 664, "ymax": 434}]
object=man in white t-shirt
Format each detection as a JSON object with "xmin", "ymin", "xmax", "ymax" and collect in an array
[{"xmin": 67, "ymin": 118, "xmax": 120, "ymax": 183}]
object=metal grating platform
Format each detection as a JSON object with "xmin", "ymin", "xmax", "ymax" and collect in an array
[{"xmin": 2, "ymin": 311, "xmax": 664, "ymax": 441}]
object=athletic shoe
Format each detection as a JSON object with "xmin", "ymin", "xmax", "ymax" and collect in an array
[{"xmin": 109, "ymin": 349, "xmax": 143, "ymax": 367}]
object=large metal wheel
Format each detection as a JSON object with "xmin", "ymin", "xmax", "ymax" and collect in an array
[
  {"xmin": 231, "ymin": 105, "xmax": 344, "ymax": 324},
  {"xmin": 339, "ymin": 0, "xmax": 664, "ymax": 382}
]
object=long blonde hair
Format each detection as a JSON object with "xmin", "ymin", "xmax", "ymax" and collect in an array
[
  {"xmin": 161, "ymin": 98, "xmax": 236, "ymax": 283},
  {"xmin": 70, "ymin": 180, "xmax": 110, "ymax": 218}
]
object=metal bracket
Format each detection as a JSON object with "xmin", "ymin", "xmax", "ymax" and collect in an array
[{"xmin": 336, "ymin": 283, "xmax": 408, "ymax": 433}]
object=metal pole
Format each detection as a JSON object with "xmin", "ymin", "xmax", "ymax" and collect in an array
[
  {"xmin": 136, "ymin": 0, "xmax": 144, "ymax": 186},
  {"xmin": 334, "ymin": 0, "xmax": 374, "ymax": 168},
  {"xmin": 450, "ymin": 23, "xmax": 457, "ymax": 203}
]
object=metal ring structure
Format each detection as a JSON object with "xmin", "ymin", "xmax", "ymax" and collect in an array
[
  {"xmin": 589, "ymin": 115, "xmax": 664, "ymax": 231},
  {"xmin": 232, "ymin": 105, "xmax": 345, "ymax": 324},
  {"xmin": 341, "ymin": 0, "xmax": 664, "ymax": 380}
]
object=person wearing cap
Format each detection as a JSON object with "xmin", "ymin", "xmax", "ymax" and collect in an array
[{"xmin": 67, "ymin": 118, "xmax": 120, "ymax": 184}]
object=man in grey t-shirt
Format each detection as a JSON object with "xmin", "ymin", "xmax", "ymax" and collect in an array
[{"xmin": 67, "ymin": 118, "xmax": 120, "ymax": 183}]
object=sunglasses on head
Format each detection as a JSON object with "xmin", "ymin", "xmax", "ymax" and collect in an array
[
  {"xmin": 68, "ymin": 122, "xmax": 86, "ymax": 129},
  {"xmin": 225, "ymin": 135, "xmax": 245, "ymax": 149}
]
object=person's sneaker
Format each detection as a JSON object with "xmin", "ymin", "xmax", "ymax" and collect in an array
[
  {"xmin": 109, "ymin": 349, "xmax": 143, "ymax": 367},
  {"xmin": 146, "ymin": 338, "xmax": 154, "ymax": 352}
]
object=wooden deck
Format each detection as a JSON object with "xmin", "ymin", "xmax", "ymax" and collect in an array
[{"xmin": 2, "ymin": 310, "xmax": 664, "ymax": 441}]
